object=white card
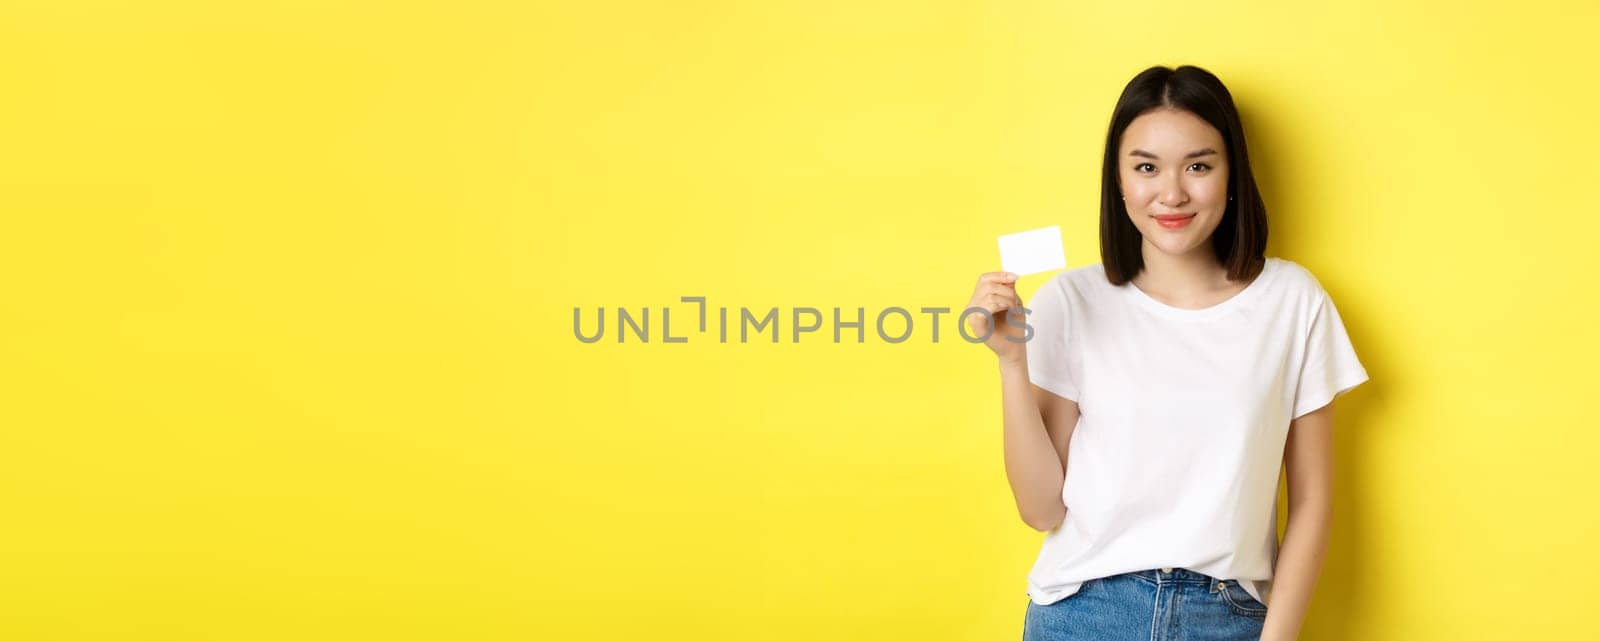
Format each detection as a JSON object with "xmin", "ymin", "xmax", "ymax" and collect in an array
[{"xmin": 997, "ymin": 225, "xmax": 1067, "ymax": 276}]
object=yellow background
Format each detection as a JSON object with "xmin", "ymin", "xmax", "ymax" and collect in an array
[{"xmin": 2, "ymin": 1, "xmax": 1596, "ymax": 639}]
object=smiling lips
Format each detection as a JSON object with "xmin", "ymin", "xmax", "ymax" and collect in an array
[{"xmin": 1153, "ymin": 213, "xmax": 1197, "ymax": 229}]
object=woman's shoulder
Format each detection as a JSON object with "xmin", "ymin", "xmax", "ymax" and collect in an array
[
  {"xmin": 1265, "ymin": 256, "xmax": 1332, "ymax": 303},
  {"xmin": 1045, "ymin": 263, "xmax": 1115, "ymax": 297},
  {"xmin": 1024, "ymin": 264, "xmax": 1109, "ymax": 313}
]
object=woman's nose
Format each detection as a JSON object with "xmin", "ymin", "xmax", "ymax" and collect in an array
[{"xmin": 1159, "ymin": 184, "xmax": 1188, "ymax": 208}]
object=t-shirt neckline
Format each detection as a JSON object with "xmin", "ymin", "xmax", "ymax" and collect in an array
[{"xmin": 1121, "ymin": 257, "xmax": 1279, "ymax": 321}]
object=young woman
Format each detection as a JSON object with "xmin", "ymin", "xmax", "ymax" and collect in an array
[{"xmin": 965, "ymin": 65, "xmax": 1369, "ymax": 641}]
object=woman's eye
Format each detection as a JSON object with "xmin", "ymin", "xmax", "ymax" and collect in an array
[
  {"xmin": 1188, "ymin": 163, "xmax": 1212, "ymax": 172},
  {"xmin": 1135, "ymin": 163, "xmax": 1155, "ymax": 173}
]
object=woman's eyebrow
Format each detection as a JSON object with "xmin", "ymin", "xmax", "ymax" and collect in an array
[{"xmin": 1128, "ymin": 148, "xmax": 1218, "ymax": 159}]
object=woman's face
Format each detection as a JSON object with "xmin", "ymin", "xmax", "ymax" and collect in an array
[{"xmin": 1117, "ymin": 108, "xmax": 1231, "ymax": 259}]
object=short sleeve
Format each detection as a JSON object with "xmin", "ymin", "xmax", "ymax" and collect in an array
[
  {"xmin": 1292, "ymin": 291, "xmax": 1370, "ymax": 420},
  {"xmin": 1025, "ymin": 278, "xmax": 1079, "ymax": 402}
]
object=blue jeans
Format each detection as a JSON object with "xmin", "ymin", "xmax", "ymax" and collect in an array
[{"xmin": 1023, "ymin": 568, "xmax": 1267, "ymax": 641}]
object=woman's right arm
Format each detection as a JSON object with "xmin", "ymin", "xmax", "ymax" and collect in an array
[
  {"xmin": 967, "ymin": 273, "xmax": 1081, "ymax": 532},
  {"xmin": 1000, "ymin": 358, "xmax": 1078, "ymax": 531}
]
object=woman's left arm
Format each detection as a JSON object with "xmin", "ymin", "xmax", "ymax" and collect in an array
[{"xmin": 1260, "ymin": 402, "xmax": 1337, "ymax": 641}]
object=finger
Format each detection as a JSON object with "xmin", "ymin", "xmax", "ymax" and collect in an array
[
  {"xmin": 967, "ymin": 310, "xmax": 991, "ymax": 334},
  {"xmin": 984, "ymin": 287, "xmax": 1021, "ymax": 307},
  {"xmin": 980, "ymin": 272, "xmax": 1020, "ymax": 286},
  {"xmin": 1002, "ymin": 293, "xmax": 1021, "ymax": 311},
  {"xmin": 983, "ymin": 283, "xmax": 1020, "ymax": 299}
]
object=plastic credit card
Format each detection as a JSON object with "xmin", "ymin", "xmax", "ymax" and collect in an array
[{"xmin": 997, "ymin": 225, "xmax": 1067, "ymax": 276}]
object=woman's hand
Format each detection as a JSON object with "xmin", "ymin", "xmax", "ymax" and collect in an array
[{"xmin": 966, "ymin": 271, "xmax": 1026, "ymax": 364}]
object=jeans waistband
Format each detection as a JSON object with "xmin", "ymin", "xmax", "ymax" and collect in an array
[{"xmin": 1129, "ymin": 567, "xmax": 1220, "ymax": 586}]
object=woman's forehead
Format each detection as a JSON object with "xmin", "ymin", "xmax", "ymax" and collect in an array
[{"xmin": 1121, "ymin": 109, "xmax": 1224, "ymax": 152}]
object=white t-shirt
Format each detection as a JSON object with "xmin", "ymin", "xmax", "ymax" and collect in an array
[{"xmin": 1022, "ymin": 256, "xmax": 1369, "ymax": 607}]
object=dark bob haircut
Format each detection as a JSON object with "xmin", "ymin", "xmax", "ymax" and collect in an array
[{"xmin": 1099, "ymin": 65, "xmax": 1268, "ymax": 286}]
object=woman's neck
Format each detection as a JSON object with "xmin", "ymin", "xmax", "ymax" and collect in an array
[{"xmin": 1132, "ymin": 241, "xmax": 1237, "ymax": 308}]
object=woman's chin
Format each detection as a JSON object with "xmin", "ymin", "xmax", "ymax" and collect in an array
[{"xmin": 1142, "ymin": 235, "xmax": 1208, "ymax": 257}]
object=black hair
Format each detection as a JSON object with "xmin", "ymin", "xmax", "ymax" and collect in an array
[{"xmin": 1099, "ymin": 65, "xmax": 1268, "ymax": 286}]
